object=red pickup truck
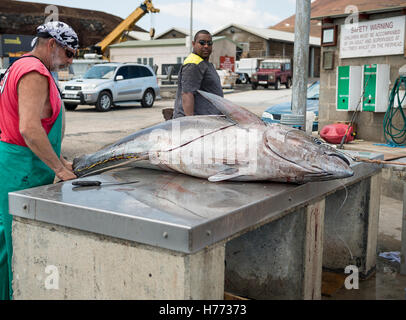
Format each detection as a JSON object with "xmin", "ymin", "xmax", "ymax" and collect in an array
[{"xmin": 251, "ymin": 59, "xmax": 292, "ymax": 90}]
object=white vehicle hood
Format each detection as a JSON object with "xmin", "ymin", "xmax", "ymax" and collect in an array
[{"xmin": 65, "ymin": 78, "xmax": 111, "ymax": 86}]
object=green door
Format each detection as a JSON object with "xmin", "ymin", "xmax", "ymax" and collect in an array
[
  {"xmin": 337, "ymin": 66, "xmax": 350, "ymax": 110},
  {"xmin": 362, "ymin": 64, "xmax": 377, "ymax": 112}
]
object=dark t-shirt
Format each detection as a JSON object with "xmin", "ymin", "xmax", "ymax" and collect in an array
[{"xmin": 173, "ymin": 59, "xmax": 223, "ymax": 118}]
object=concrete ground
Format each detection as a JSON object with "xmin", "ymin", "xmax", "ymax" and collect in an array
[
  {"xmin": 323, "ymin": 195, "xmax": 406, "ymax": 300},
  {"xmin": 61, "ymin": 84, "xmax": 406, "ymax": 300}
]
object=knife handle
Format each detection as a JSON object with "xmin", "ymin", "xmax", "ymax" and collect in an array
[{"xmin": 72, "ymin": 180, "xmax": 102, "ymax": 186}]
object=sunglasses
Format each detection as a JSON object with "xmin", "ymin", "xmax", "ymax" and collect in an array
[
  {"xmin": 55, "ymin": 41, "xmax": 75, "ymax": 58},
  {"xmin": 198, "ymin": 40, "xmax": 213, "ymax": 46},
  {"xmin": 64, "ymin": 49, "xmax": 75, "ymax": 59}
]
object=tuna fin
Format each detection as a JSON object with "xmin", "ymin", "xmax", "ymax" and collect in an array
[
  {"xmin": 208, "ymin": 168, "xmax": 241, "ymax": 182},
  {"xmin": 197, "ymin": 90, "xmax": 265, "ymax": 128}
]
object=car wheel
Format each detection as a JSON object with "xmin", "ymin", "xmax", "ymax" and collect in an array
[
  {"xmin": 285, "ymin": 78, "xmax": 292, "ymax": 89},
  {"xmin": 252, "ymin": 84, "xmax": 257, "ymax": 90},
  {"xmin": 64, "ymin": 103, "xmax": 78, "ymax": 111},
  {"xmin": 96, "ymin": 91, "xmax": 113, "ymax": 112},
  {"xmin": 240, "ymin": 74, "xmax": 248, "ymax": 84},
  {"xmin": 141, "ymin": 89, "xmax": 155, "ymax": 108},
  {"xmin": 264, "ymin": 84, "xmax": 269, "ymax": 89},
  {"xmin": 274, "ymin": 79, "xmax": 280, "ymax": 90}
]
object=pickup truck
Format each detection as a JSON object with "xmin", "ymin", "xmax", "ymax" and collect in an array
[{"xmin": 251, "ymin": 59, "xmax": 292, "ymax": 90}]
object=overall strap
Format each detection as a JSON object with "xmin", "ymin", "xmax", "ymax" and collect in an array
[{"xmin": 0, "ymin": 55, "xmax": 61, "ymax": 97}]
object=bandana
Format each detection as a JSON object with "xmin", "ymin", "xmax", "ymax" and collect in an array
[{"xmin": 31, "ymin": 21, "xmax": 79, "ymax": 51}]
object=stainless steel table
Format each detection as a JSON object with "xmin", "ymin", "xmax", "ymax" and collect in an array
[{"xmin": 9, "ymin": 150, "xmax": 383, "ymax": 299}]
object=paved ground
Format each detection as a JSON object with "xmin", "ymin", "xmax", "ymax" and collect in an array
[{"xmin": 61, "ymin": 84, "xmax": 406, "ymax": 300}]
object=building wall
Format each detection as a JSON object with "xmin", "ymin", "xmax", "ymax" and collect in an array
[
  {"xmin": 110, "ymin": 45, "xmax": 189, "ymax": 74},
  {"xmin": 110, "ymin": 39, "xmax": 236, "ymax": 74},
  {"xmin": 268, "ymin": 39, "xmax": 294, "ymax": 58},
  {"xmin": 319, "ymin": 12, "xmax": 406, "ymax": 141},
  {"xmin": 215, "ymin": 26, "xmax": 321, "ymax": 77},
  {"xmin": 209, "ymin": 39, "xmax": 237, "ymax": 69},
  {"xmin": 215, "ymin": 26, "xmax": 267, "ymax": 58}
]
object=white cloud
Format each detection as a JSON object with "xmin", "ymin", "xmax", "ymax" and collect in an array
[{"xmin": 158, "ymin": 0, "xmax": 281, "ymax": 32}]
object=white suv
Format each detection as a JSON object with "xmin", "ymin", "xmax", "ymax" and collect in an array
[{"xmin": 61, "ymin": 62, "xmax": 161, "ymax": 112}]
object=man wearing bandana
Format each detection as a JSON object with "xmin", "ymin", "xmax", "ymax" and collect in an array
[{"xmin": 0, "ymin": 21, "xmax": 79, "ymax": 300}]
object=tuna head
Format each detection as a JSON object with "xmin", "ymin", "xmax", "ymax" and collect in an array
[{"xmin": 263, "ymin": 124, "xmax": 354, "ymax": 182}]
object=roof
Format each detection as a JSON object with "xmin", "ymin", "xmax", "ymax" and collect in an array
[
  {"xmin": 110, "ymin": 36, "xmax": 243, "ymax": 49},
  {"xmin": 154, "ymin": 27, "xmax": 197, "ymax": 39},
  {"xmin": 271, "ymin": 0, "xmax": 406, "ymax": 37},
  {"xmin": 213, "ymin": 23, "xmax": 321, "ymax": 46},
  {"xmin": 311, "ymin": 1, "xmax": 406, "ymax": 20},
  {"xmin": 127, "ymin": 31, "xmax": 151, "ymax": 41}
]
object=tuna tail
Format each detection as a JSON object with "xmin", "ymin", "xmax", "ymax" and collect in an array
[{"xmin": 198, "ymin": 90, "xmax": 265, "ymax": 129}]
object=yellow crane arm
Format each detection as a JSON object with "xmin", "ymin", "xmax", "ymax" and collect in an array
[{"xmin": 97, "ymin": 0, "xmax": 159, "ymax": 53}]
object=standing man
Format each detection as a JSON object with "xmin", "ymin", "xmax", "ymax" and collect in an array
[
  {"xmin": 0, "ymin": 21, "xmax": 78, "ymax": 300},
  {"xmin": 173, "ymin": 30, "xmax": 223, "ymax": 118}
]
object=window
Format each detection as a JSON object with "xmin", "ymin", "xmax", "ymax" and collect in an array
[
  {"xmin": 260, "ymin": 62, "xmax": 281, "ymax": 69},
  {"xmin": 139, "ymin": 66, "xmax": 153, "ymax": 77},
  {"xmin": 83, "ymin": 65, "xmax": 117, "ymax": 79},
  {"xmin": 128, "ymin": 66, "xmax": 142, "ymax": 79},
  {"xmin": 321, "ymin": 26, "xmax": 337, "ymax": 47},
  {"xmin": 116, "ymin": 66, "xmax": 130, "ymax": 80},
  {"xmin": 137, "ymin": 57, "xmax": 154, "ymax": 67}
]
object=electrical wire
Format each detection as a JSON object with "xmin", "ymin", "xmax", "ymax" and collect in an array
[
  {"xmin": 383, "ymin": 76, "xmax": 406, "ymax": 145},
  {"xmin": 333, "ymin": 179, "xmax": 354, "ymax": 261}
]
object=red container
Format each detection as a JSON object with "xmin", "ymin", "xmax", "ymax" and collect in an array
[{"xmin": 320, "ymin": 123, "xmax": 354, "ymax": 144}]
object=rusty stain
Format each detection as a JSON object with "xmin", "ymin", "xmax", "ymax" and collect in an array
[{"xmin": 165, "ymin": 182, "xmax": 194, "ymax": 194}]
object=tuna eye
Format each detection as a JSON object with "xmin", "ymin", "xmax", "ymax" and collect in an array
[{"xmin": 312, "ymin": 137, "xmax": 322, "ymax": 145}]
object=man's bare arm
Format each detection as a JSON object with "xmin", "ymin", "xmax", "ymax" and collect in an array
[
  {"xmin": 18, "ymin": 71, "xmax": 76, "ymax": 181},
  {"xmin": 182, "ymin": 92, "xmax": 195, "ymax": 116}
]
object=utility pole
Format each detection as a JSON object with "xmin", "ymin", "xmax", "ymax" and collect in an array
[
  {"xmin": 291, "ymin": 0, "xmax": 311, "ymax": 130},
  {"xmin": 190, "ymin": 0, "xmax": 193, "ymax": 53}
]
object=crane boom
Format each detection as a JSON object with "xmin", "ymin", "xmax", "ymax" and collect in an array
[{"xmin": 97, "ymin": 0, "xmax": 159, "ymax": 54}]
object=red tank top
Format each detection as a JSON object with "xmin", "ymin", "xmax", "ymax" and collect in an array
[{"xmin": 0, "ymin": 55, "xmax": 61, "ymax": 147}]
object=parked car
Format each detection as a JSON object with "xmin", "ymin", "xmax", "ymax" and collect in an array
[
  {"xmin": 61, "ymin": 62, "xmax": 161, "ymax": 112},
  {"xmin": 251, "ymin": 59, "xmax": 292, "ymax": 90},
  {"xmin": 261, "ymin": 81, "xmax": 319, "ymax": 131}
]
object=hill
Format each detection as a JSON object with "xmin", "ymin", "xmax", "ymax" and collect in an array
[{"xmin": 0, "ymin": 0, "xmax": 147, "ymax": 47}]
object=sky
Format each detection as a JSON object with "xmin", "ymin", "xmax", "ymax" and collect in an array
[{"xmin": 17, "ymin": 0, "xmax": 299, "ymax": 35}]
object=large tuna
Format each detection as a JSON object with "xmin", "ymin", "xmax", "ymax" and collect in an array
[{"xmin": 72, "ymin": 90, "xmax": 353, "ymax": 183}]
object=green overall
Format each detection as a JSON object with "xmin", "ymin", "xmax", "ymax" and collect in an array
[{"xmin": 0, "ymin": 108, "xmax": 62, "ymax": 300}]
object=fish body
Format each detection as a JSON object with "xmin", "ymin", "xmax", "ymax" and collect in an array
[{"xmin": 73, "ymin": 91, "xmax": 353, "ymax": 183}]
